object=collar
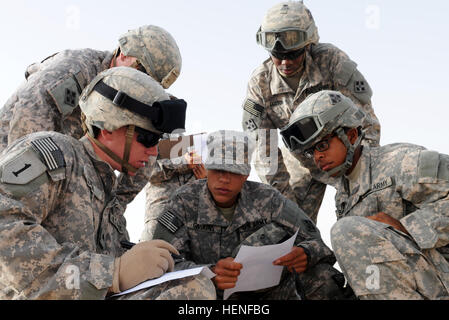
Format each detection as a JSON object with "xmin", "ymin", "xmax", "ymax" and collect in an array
[
  {"xmin": 196, "ymin": 182, "xmax": 267, "ymax": 234},
  {"xmin": 81, "ymin": 135, "xmax": 118, "ymax": 190},
  {"xmin": 340, "ymin": 146, "xmax": 373, "ymax": 209}
]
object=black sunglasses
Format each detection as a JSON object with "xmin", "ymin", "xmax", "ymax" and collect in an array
[
  {"xmin": 271, "ymin": 47, "xmax": 305, "ymax": 61},
  {"xmin": 135, "ymin": 127, "xmax": 161, "ymax": 148}
]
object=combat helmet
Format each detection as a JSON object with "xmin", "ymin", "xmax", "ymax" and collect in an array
[
  {"xmin": 256, "ymin": 1, "xmax": 319, "ymax": 56},
  {"xmin": 118, "ymin": 25, "xmax": 182, "ymax": 89},
  {"xmin": 280, "ymin": 90, "xmax": 366, "ymax": 177},
  {"xmin": 80, "ymin": 67, "xmax": 187, "ymax": 174}
]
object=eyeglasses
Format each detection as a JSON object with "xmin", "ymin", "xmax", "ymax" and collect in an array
[
  {"xmin": 303, "ymin": 134, "xmax": 336, "ymax": 159},
  {"xmin": 135, "ymin": 127, "xmax": 161, "ymax": 148}
]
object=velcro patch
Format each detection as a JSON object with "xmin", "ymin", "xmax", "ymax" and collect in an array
[
  {"xmin": 48, "ymin": 74, "xmax": 82, "ymax": 118},
  {"xmin": 354, "ymin": 81, "xmax": 367, "ymax": 93},
  {"xmin": 0, "ymin": 148, "xmax": 47, "ymax": 185},
  {"xmin": 243, "ymin": 100, "xmax": 264, "ymax": 118},
  {"xmin": 31, "ymin": 138, "xmax": 66, "ymax": 171},
  {"xmin": 158, "ymin": 210, "xmax": 184, "ymax": 234}
]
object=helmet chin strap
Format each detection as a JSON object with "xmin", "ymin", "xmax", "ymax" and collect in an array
[
  {"xmin": 325, "ymin": 128, "xmax": 364, "ymax": 178},
  {"xmin": 87, "ymin": 126, "xmax": 139, "ymax": 175}
]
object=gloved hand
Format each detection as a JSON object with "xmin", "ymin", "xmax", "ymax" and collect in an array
[{"xmin": 111, "ymin": 240, "xmax": 179, "ymax": 293}]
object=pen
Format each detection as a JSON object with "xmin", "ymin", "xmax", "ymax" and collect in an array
[{"xmin": 120, "ymin": 240, "xmax": 185, "ymax": 262}]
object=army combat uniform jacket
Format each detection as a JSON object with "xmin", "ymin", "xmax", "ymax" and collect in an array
[
  {"xmin": 331, "ymin": 144, "xmax": 449, "ymax": 299},
  {"xmin": 0, "ymin": 49, "xmax": 149, "ymax": 213},
  {"xmin": 0, "ymin": 132, "xmax": 127, "ymax": 299},
  {"xmin": 157, "ymin": 180, "xmax": 346, "ymax": 300},
  {"xmin": 242, "ymin": 43, "xmax": 381, "ymax": 222}
]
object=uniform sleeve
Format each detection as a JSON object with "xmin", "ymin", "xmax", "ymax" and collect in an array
[
  {"xmin": 399, "ymin": 150, "xmax": 449, "ymax": 250},
  {"xmin": 156, "ymin": 194, "xmax": 201, "ymax": 271},
  {"xmin": 330, "ymin": 50, "xmax": 381, "ymax": 147},
  {"xmin": 273, "ymin": 197, "xmax": 336, "ymax": 268},
  {"xmin": 0, "ymin": 144, "xmax": 114, "ymax": 299},
  {"xmin": 8, "ymin": 84, "xmax": 62, "ymax": 147},
  {"xmin": 242, "ymin": 73, "xmax": 296, "ymax": 202}
]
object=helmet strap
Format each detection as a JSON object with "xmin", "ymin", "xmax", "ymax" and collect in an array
[
  {"xmin": 87, "ymin": 130, "xmax": 139, "ymax": 175},
  {"xmin": 325, "ymin": 128, "xmax": 364, "ymax": 177}
]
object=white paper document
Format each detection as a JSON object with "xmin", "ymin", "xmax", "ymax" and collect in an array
[
  {"xmin": 113, "ymin": 266, "xmax": 215, "ymax": 297},
  {"xmin": 223, "ymin": 231, "xmax": 298, "ymax": 300}
]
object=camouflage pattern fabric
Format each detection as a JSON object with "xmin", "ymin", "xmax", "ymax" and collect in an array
[
  {"xmin": 157, "ymin": 179, "xmax": 347, "ymax": 300},
  {"xmin": 242, "ymin": 43, "xmax": 380, "ymax": 220},
  {"xmin": 0, "ymin": 132, "xmax": 213, "ymax": 300},
  {"xmin": 0, "ymin": 50, "xmax": 160, "ymax": 221},
  {"xmin": 205, "ymin": 130, "xmax": 254, "ymax": 176},
  {"xmin": 118, "ymin": 25, "xmax": 182, "ymax": 89},
  {"xmin": 331, "ymin": 144, "xmax": 449, "ymax": 299},
  {"xmin": 141, "ymin": 157, "xmax": 196, "ymax": 242},
  {"xmin": 0, "ymin": 49, "xmax": 113, "ymax": 151}
]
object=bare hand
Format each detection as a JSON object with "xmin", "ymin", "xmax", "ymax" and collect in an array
[
  {"xmin": 185, "ymin": 152, "xmax": 207, "ymax": 179},
  {"xmin": 366, "ymin": 212, "xmax": 409, "ymax": 235},
  {"xmin": 211, "ymin": 257, "xmax": 243, "ymax": 290},
  {"xmin": 273, "ymin": 246, "xmax": 308, "ymax": 273}
]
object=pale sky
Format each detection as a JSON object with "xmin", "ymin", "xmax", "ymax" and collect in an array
[{"xmin": 1, "ymin": 0, "xmax": 448, "ymax": 247}]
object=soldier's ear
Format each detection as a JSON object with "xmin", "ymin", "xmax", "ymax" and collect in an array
[{"xmin": 347, "ymin": 128, "xmax": 359, "ymax": 145}]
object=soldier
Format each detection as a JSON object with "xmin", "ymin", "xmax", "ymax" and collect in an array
[
  {"xmin": 0, "ymin": 67, "xmax": 215, "ymax": 300},
  {"xmin": 242, "ymin": 1, "xmax": 381, "ymax": 223},
  {"xmin": 0, "ymin": 24, "xmax": 182, "ymax": 210},
  {"xmin": 155, "ymin": 130, "xmax": 350, "ymax": 300},
  {"xmin": 141, "ymin": 150, "xmax": 207, "ymax": 242},
  {"xmin": 281, "ymin": 90, "xmax": 449, "ymax": 299}
]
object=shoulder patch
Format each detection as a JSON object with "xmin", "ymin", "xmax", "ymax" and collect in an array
[
  {"xmin": 31, "ymin": 137, "xmax": 66, "ymax": 171},
  {"xmin": 418, "ymin": 150, "xmax": 440, "ymax": 183},
  {"xmin": 158, "ymin": 210, "xmax": 184, "ymax": 234},
  {"xmin": 0, "ymin": 148, "xmax": 47, "ymax": 185},
  {"xmin": 47, "ymin": 74, "xmax": 82, "ymax": 118}
]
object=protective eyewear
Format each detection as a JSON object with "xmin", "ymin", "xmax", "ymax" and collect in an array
[
  {"xmin": 256, "ymin": 27, "xmax": 311, "ymax": 51},
  {"xmin": 271, "ymin": 47, "xmax": 305, "ymax": 61},
  {"xmin": 135, "ymin": 127, "xmax": 161, "ymax": 148},
  {"xmin": 280, "ymin": 103, "xmax": 349, "ymax": 151}
]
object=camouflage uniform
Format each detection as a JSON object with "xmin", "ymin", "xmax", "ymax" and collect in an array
[
  {"xmin": 0, "ymin": 25, "xmax": 183, "ymax": 212},
  {"xmin": 0, "ymin": 132, "xmax": 215, "ymax": 300},
  {"xmin": 331, "ymin": 144, "xmax": 449, "ymax": 300},
  {"xmin": 243, "ymin": 2, "xmax": 381, "ymax": 222},
  {"xmin": 140, "ymin": 157, "xmax": 197, "ymax": 242},
  {"xmin": 158, "ymin": 180, "xmax": 345, "ymax": 300},
  {"xmin": 155, "ymin": 130, "xmax": 346, "ymax": 300},
  {"xmin": 243, "ymin": 44, "xmax": 380, "ymax": 223},
  {"xmin": 0, "ymin": 49, "xmax": 113, "ymax": 149}
]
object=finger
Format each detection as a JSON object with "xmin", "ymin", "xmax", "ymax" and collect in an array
[
  {"xmin": 214, "ymin": 267, "xmax": 241, "ymax": 277},
  {"xmin": 274, "ymin": 251, "xmax": 298, "ymax": 265},
  {"xmin": 218, "ymin": 259, "xmax": 243, "ymax": 271},
  {"xmin": 158, "ymin": 248, "xmax": 175, "ymax": 271},
  {"xmin": 151, "ymin": 239, "xmax": 180, "ymax": 255}
]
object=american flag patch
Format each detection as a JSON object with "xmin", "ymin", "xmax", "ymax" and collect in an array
[
  {"xmin": 243, "ymin": 100, "xmax": 264, "ymax": 118},
  {"xmin": 158, "ymin": 210, "xmax": 184, "ymax": 234},
  {"xmin": 31, "ymin": 137, "xmax": 66, "ymax": 171}
]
